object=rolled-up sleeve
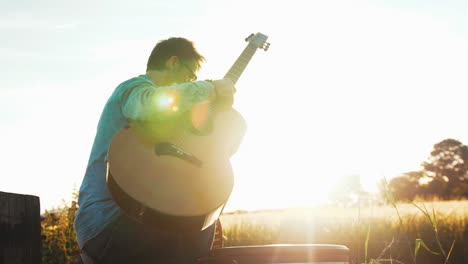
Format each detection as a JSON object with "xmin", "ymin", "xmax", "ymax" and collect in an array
[{"xmin": 122, "ymin": 80, "xmax": 216, "ymax": 122}]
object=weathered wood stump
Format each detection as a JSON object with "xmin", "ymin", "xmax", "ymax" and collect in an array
[{"xmin": 0, "ymin": 191, "xmax": 41, "ymax": 264}]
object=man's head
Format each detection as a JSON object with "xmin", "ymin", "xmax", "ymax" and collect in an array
[{"xmin": 146, "ymin": 37, "xmax": 205, "ymax": 85}]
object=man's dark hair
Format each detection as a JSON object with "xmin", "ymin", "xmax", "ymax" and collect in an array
[{"xmin": 146, "ymin": 37, "xmax": 205, "ymax": 71}]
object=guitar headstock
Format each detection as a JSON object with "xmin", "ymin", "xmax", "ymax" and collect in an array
[
  {"xmin": 245, "ymin": 33, "xmax": 270, "ymax": 51},
  {"xmin": 224, "ymin": 32, "xmax": 269, "ymax": 83}
]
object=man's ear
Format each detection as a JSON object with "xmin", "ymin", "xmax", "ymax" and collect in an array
[{"xmin": 166, "ymin": 56, "xmax": 179, "ymax": 70}]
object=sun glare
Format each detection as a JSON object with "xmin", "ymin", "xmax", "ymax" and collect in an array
[
  {"xmin": 153, "ymin": 91, "xmax": 179, "ymax": 112},
  {"xmin": 209, "ymin": 2, "xmax": 468, "ymax": 212}
]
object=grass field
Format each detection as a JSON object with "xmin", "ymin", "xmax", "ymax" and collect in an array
[{"xmin": 219, "ymin": 200, "xmax": 468, "ymax": 263}]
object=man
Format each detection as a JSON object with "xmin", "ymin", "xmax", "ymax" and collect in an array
[{"xmin": 74, "ymin": 37, "xmax": 236, "ymax": 263}]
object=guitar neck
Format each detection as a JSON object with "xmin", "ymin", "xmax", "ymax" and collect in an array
[{"xmin": 223, "ymin": 42, "xmax": 260, "ymax": 84}]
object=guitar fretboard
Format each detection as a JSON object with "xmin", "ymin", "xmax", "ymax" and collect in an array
[{"xmin": 224, "ymin": 43, "xmax": 259, "ymax": 84}]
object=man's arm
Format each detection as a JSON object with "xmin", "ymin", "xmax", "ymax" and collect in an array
[{"xmin": 122, "ymin": 80, "xmax": 216, "ymax": 122}]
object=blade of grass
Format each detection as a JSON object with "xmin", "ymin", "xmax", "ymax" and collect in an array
[
  {"xmin": 411, "ymin": 202, "xmax": 447, "ymax": 259},
  {"xmin": 443, "ymin": 240, "xmax": 456, "ymax": 264},
  {"xmin": 365, "ymin": 225, "xmax": 370, "ymax": 264},
  {"xmin": 382, "ymin": 178, "xmax": 415, "ymax": 263},
  {"xmin": 418, "ymin": 238, "xmax": 441, "ymax": 256},
  {"xmin": 414, "ymin": 238, "xmax": 421, "ymax": 261}
]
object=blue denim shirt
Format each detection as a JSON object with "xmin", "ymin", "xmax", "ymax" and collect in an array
[{"xmin": 74, "ymin": 74, "xmax": 215, "ymax": 248}]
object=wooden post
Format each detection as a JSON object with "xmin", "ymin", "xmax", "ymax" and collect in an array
[{"xmin": 0, "ymin": 191, "xmax": 41, "ymax": 264}]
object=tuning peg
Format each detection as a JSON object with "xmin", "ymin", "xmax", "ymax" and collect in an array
[
  {"xmin": 245, "ymin": 33, "xmax": 254, "ymax": 42},
  {"xmin": 263, "ymin": 42, "xmax": 270, "ymax": 51}
]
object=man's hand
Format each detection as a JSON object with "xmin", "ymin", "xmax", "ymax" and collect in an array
[{"xmin": 211, "ymin": 78, "xmax": 236, "ymax": 111}]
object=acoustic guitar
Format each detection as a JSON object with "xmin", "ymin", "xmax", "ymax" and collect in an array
[{"xmin": 106, "ymin": 33, "xmax": 269, "ymax": 232}]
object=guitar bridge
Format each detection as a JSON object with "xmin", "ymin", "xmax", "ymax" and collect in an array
[{"xmin": 154, "ymin": 142, "xmax": 203, "ymax": 167}]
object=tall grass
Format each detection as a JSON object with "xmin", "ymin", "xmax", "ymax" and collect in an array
[
  {"xmin": 41, "ymin": 195, "xmax": 467, "ymax": 263},
  {"xmin": 220, "ymin": 200, "xmax": 468, "ymax": 263},
  {"xmin": 41, "ymin": 200, "xmax": 81, "ymax": 264}
]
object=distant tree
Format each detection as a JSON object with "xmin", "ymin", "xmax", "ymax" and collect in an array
[
  {"xmin": 388, "ymin": 171, "xmax": 424, "ymax": 201},
  {"xmin": 328, "ymin": 174, "xmax": 363, "ymax": 206},
  {"xmin": 421, "ymin": 138, "xmax": 468, "ymax": 199}
]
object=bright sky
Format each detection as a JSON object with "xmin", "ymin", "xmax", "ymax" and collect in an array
[{"xmin": 1, "ymin": 0, "xmax": 467, "ymax": 213}]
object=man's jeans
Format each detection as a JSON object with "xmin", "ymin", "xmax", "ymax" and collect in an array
[{"xmin": 82, "ymin": 213, "xmax": 215, "ymax": 264}]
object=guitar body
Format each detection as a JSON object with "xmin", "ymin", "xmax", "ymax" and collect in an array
[
  {"xmin": 106, "ymin": 32, "xmax": 268, "ymax": 232},
  {"xmin": 107, "ymin": 109, "xmax": 246, "ymax": 232}
]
